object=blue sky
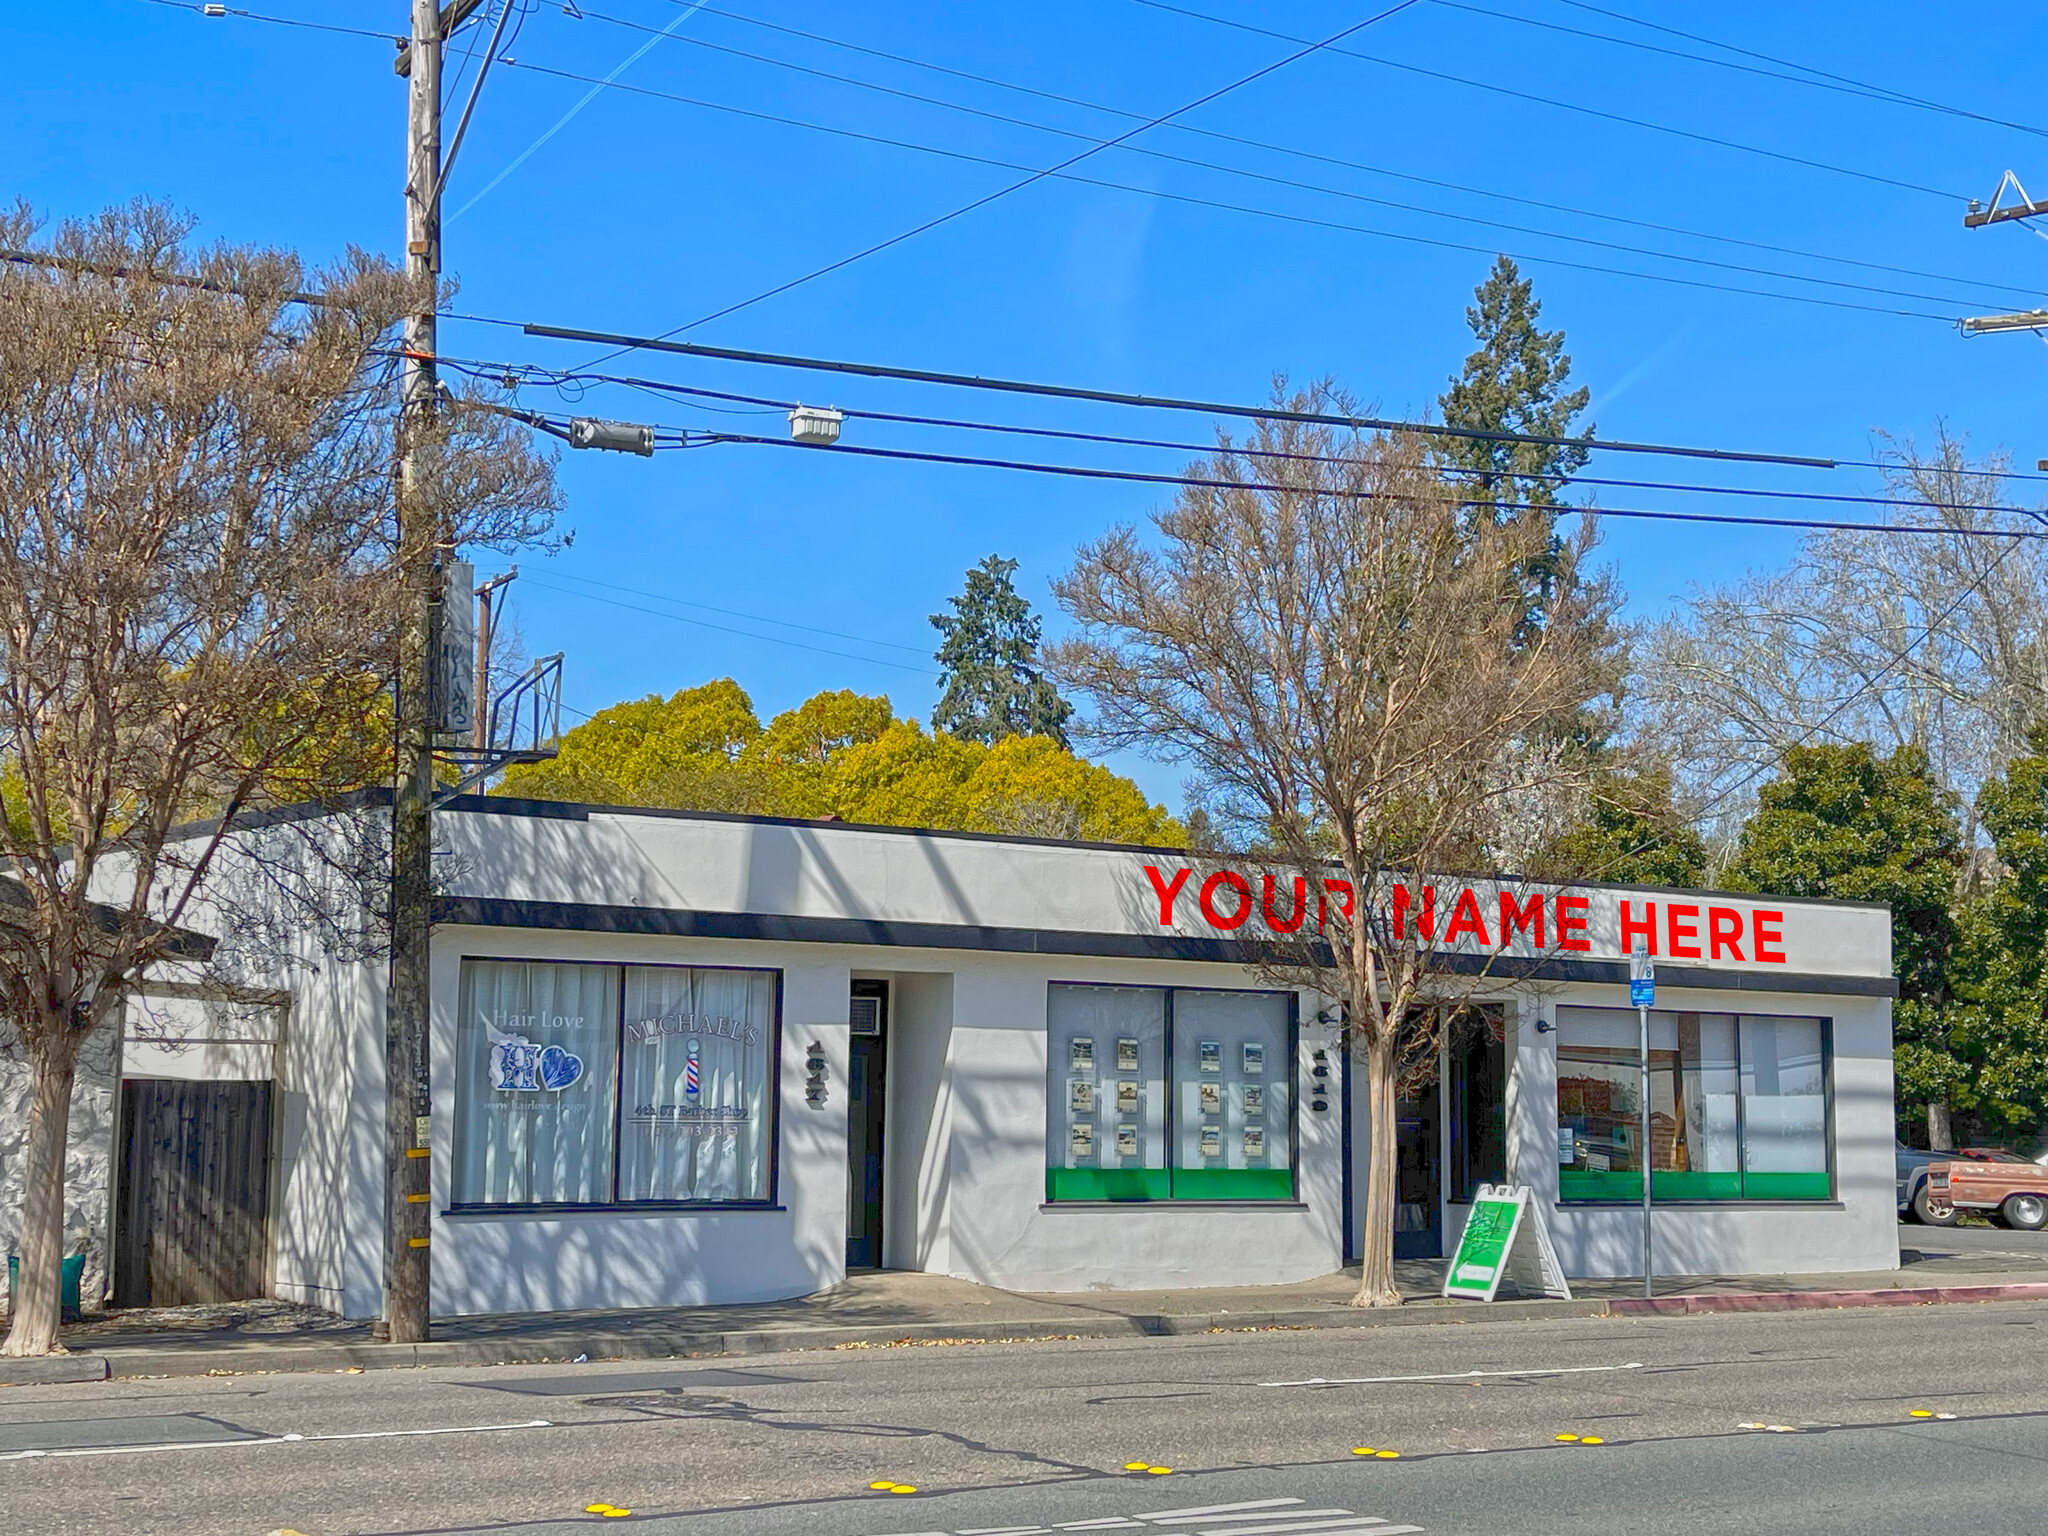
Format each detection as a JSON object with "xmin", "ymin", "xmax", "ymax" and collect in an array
[{"xmin": 11, "ymin": 0, "xmax": 2048, "ymax": 808}]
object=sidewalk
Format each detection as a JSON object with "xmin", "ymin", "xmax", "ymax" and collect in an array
[{"xmin": 13, "ymin": 1239, "xmax": 2046, "ymax": 1385}]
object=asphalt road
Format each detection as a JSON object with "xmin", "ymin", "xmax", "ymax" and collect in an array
[
  {"xmin": 3, "ymin": 1300, "xmax": 2045, "ymax": 1536},
  {"xmin": 1901, "ymin": 1218, "xmax": 2048, "ymax": 1259}
]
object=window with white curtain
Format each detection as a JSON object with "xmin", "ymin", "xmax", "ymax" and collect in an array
[
  {"xmin": 618, "ymin": 965, "xmax": 776, "ymax": 1203},
  {"xmin": 452, "ymin": 958, "xmax": 779, "ymax": 1208},
  {"xmin": 453, "ymin": 960, "xmax": 620, "ymax": 1206}
]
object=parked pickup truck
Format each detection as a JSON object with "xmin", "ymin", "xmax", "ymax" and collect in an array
[{"xmin": 1925, "ymin": 1155, "xmax": 2048, "ymax": 1231}]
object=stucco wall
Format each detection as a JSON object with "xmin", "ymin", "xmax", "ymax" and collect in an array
[{"xmin": 0, "ymin": 1019, "xmax": 120, "ymax": 1314}]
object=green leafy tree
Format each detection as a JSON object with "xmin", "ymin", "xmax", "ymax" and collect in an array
[
  {"xmin": 1940, "ymin": 731, "xmax": 2048, "ymax": 1140},
  {"xmin": 931, "ymin": 556, "xmax": 1074, "ymax": 747},
  {"xmin": 1538, "ymin": 768, "xmax": 1707, "ymax": 890},
  {"xmin": 1438, "ymin": 255, "xmax": 1593, "ymax": 632},
  {"xmin": 498, "ymin": 679, "xmax": 1180, "ymax": 845},
  {"xmin": 1722, "ymin": 742, "xmax": 1966, "ymax": 1143}
]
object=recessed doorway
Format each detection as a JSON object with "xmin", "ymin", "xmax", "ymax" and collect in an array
[{"xmin": 845, "ymin": 980, "xmax": 888, "ymax": 1268}]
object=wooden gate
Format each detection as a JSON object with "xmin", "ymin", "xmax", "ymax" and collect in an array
[{"xmin": 115, "ymin": 1080, "xmax": 272, "ymax": 1308}]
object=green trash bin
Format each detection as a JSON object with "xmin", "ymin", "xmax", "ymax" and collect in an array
[{"xmin": 6, "ymin": 1253, "xmax": 86, "ymax": 1323}]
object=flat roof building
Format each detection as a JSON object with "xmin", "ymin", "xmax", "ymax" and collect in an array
[{"xmin": 1, "ymin": 795, "xmax": 1899, "ymax": 1318}]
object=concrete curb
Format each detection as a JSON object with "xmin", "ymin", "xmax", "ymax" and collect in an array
[
  {"xmin": 67, "ymin": 1282, "xmax": 2048, "ymax": 1381},
  {"xmin": 1606, "ymin": 1281, "xmax": 2048, "ymax": 1316},
  {"xmin": 0, "ymin": 1354, "xmax": 110, "ymax": 1386}
]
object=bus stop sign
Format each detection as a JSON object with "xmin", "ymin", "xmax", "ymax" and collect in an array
[{"xmin": 1630, "ymin": 939, "xmax": 1655, "ymax": 1008}]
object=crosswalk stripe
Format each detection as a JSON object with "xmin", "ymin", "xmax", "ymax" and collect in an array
[{"xmin": 1135, "ymin": 1500, "xmax": 1308, "ymax": 1520}]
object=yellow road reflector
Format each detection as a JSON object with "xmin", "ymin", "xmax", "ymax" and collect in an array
[
  {"xmin": 869, "ymin": 1482, "xmax": 895, "ymax": 1490},
  {"xmin": 1556, "ymin": 1434, "xmax": 1580, "ymax": 1442},
  {"xmin": 585, "ymin": 1505, "xmax": 615, "ymax": 1514},
  {"xmin": 601, "ymin": 1509, "xmax": 631, "ymax": 1519},
  {"xmin": 890, "ymin": 1486, "xmax": 917, "ymax": 1494},
  {"xmin": 1351, "ymin": 1447, "xmax": 1375, "ymax": 1456},
  {"xmin": 1147, "ymin": 1467, "xmax": 1173, "ymax": 1475},
  {"xmin": 1374, "ymin": 1450, "xmax": 1399, "ymax": 1459},
  {"xmin": 1581, "ymin": 1437, "xmax": 1605, "ymax": 1445},
  {"xmin": 1124, "ymin": 1462, "xmax": 1151, "ymax": 1470}
]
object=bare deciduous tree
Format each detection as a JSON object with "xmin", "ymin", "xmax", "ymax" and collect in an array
[
  {"xmin": 1047, "ymin": 389, "xmax": 1618, "ymax": 1306},
  {"xmin": 1632, "ymin": 430, "xmax": 2048, "ymax": 863},
  {"xmin": 0, "ymin": 202, "xmax": 556, "ymax": 1355}
]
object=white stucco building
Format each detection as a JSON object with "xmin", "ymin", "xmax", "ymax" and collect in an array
[{"xmin": 5, "ymin": 793, "xmax": 1900, "ymax": 1319}]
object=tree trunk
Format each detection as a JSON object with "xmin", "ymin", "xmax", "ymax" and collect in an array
[
  {"xmin": 1349, "ymin": 1030, "xmax": 1403, "ymax": 1308},
  {"xmin": 3, "ymin": 1026, "xmax": 81, "ymax": 1357},
  {"xmin": 1927, "ymin": 1100, "xmax": 1954, "ymax": 1152}
]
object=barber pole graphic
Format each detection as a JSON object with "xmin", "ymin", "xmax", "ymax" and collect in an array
[{"xmin": 684, "ymin": 1039, "xmax": 701, "ymax": 1100}]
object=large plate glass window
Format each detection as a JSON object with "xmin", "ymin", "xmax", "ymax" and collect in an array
[
  {"xmin": 1045, "ymin": 984, "xmax": 1167, "ymax": 1201},
  {"xmin": 1556, "ymin": 1007, "xmax": 1826, "ymax": 1202},
  {"xmin": 1045, "ymin": 982, "xmax": 1294, "ymax": 1203},
  {"xmin": 453, "ymin": 960, "xmax": 620, "ymax": 1205},
  {"xmin": 619, "ymin": 966, "xmax": 777, "ymax": 1202},
  {"xmin": 1170, "ymin": 988, "xmax": 1292, "ymax": 1200}
]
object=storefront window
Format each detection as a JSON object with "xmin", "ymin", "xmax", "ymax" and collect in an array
[
  {"xmin": 452, "ymin": 958, "xmax": 779, "ymax": 1209},
  {"xmin": 1046, "ymin": 982, "xmax": 1294, "ymax": 1203},
  {"xmin": 453, "ymin": 960, "xmax": 620, "ymax": 1206},
  {"xmin": 618, "ymin": 966, "xmax": 776, "ymax": 1203},
  {"xmin": 1556, "ymin": 1007, "xmax": 1827, "ymax": 1202}
]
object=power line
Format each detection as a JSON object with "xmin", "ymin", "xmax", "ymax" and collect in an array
[
  {"xmin": 136, "ymin": 0, "xmax": 404, "ymax": 43},
  {"xmin": 532, "ymin": 569, "xmax": 934, "ymax": 656},
  {"xmin": 570, "ymin": 10, "xmax": 2014, "ymax": 313},
  {"xmin": 1127, "ymin": 0, "xmax": 1967, "ymax": 202},
  {"xmin": 570, "ymin": 0, "xmax": 1428, "ymax": 366},
  {"xmin": 430, "ymin": 350, "xmax": 2045, "ymax": 517},
  {"xmin": 513, "ymin": 321, "xmax": 1839, "ymax": 467},
  {"xmin": 1553, "ymin": 0, "xmax": 2046, "ymax": 139},
  {"xmin": 521, "ymin": 576, "xmax": 942, "ymax": 676},
  {"xmin": 503, "ymin": 61, "xmax": 1960, "ymax": 325},
  {"xmin": 681, "ymin": 431, "xmax": 2044, "ymax": 539},
  {"xmin": 1437, "ymin": 0, "xmax": 2048, "ymax": 138},
  {"xmin": 650, "ymin": 0, "xmax": 2040, "ymax": 303}
]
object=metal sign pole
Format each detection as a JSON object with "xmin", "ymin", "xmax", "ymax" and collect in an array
[{"xmin": 1629, "ymin": 939, "xmax": 1655, "ymax": 1301}]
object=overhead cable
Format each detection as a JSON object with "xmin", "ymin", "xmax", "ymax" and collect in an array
[
  {"xmin": 1438, "ymin": 0, "xmax": 2048, "ymax": 138},
  {"xmin": 568, "ymin": 0, "xmax": 1428, "ymax": 366},
  {"xmin": 502, "ymin": 62, "xmax": 1960, "ymax": 324},
  {"xmin": 1126, "ymin": 0, "xmax": 1966, "ymax": 201},
  {"xmin": 1553, "ymin": 0, "xmax": 2048, "ymax": 139},
  {"xmin": 136, "ymin": 0, "xmax": 403, "ymax": 43},
  {"xmin": 648, "ymin": 0, "xmax": 2039, "ymax": 302},
  {"xmin": 572, "ymin": 10, "xmax": 2015, "ymax": 311},
  {"xmin": 513, "ymin": 322, "xmax": 1837, "ymax": 467},
  {"xmin": 429, "ymin": 351, "xmax": 2041, "ymax": 515}
]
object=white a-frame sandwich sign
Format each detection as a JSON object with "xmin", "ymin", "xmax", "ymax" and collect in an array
[{"xmin": 1442, "ymin": 1184, "xmax": 1573, "ymax": 1302}]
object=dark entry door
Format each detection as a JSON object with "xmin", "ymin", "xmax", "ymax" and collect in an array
[
  {"xmin": 845, "ymin": 982, "xmax": 887, "ymax": 1268},
  {"xmin": 1392, "ymin": 1091, "xmax": 1440, "ymax": 1259},
  {"xmin": 115, "ymin": 1079, "xmax": 272, "ymax": 1308}
]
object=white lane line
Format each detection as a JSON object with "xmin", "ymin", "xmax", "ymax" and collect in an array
[
  {"xmin": 1057, "ymin": 1521, "xmax": 1148, "ymax": 1529},
  {"xmin": 1260, "ymin": 1362, "xmax": 1645, "ymax": 1388},
  {"xmin": 0, "ymin": 1418, "xmax": 552, "ymax": 1462},
  {"xmin": 1137, "ymin": 1500, "xmax": 1309, "ymax": 1520},
  {"xmin": 1158, "ymin": 1514, "xmax": 1355, "ymax": 1528},
  {"xmin": 1181, "ymin": 1519, "xmax": 1394, "ymax": 1536}
]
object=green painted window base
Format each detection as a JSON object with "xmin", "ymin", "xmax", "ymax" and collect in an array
[
  {"xmin": 1559, "ymin": 1169, "xmax": 1830, "ymax": 1202},
  {"xmin": 1045, "ymin": 1167, "xmax": 1294, "ymax": 1202}
]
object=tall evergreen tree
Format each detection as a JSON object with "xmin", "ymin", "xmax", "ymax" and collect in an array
[
  {"xmin": 1438, "ymin": 255, "xmax": 1593, "ymax": 630},
  {"xmin": 931, "ymin": 555, "xmax": 1073, "ymax": 747}
]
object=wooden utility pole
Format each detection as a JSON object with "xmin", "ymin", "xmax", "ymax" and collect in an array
[{"xmin": 385, "ymin": 0, "xmax": 444, "ymax": 1346}]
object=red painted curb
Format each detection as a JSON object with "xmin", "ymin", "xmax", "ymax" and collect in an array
[{"xmin": 1605, "ymin": 1282, "xmax": 2048, "ymax": 1316}]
